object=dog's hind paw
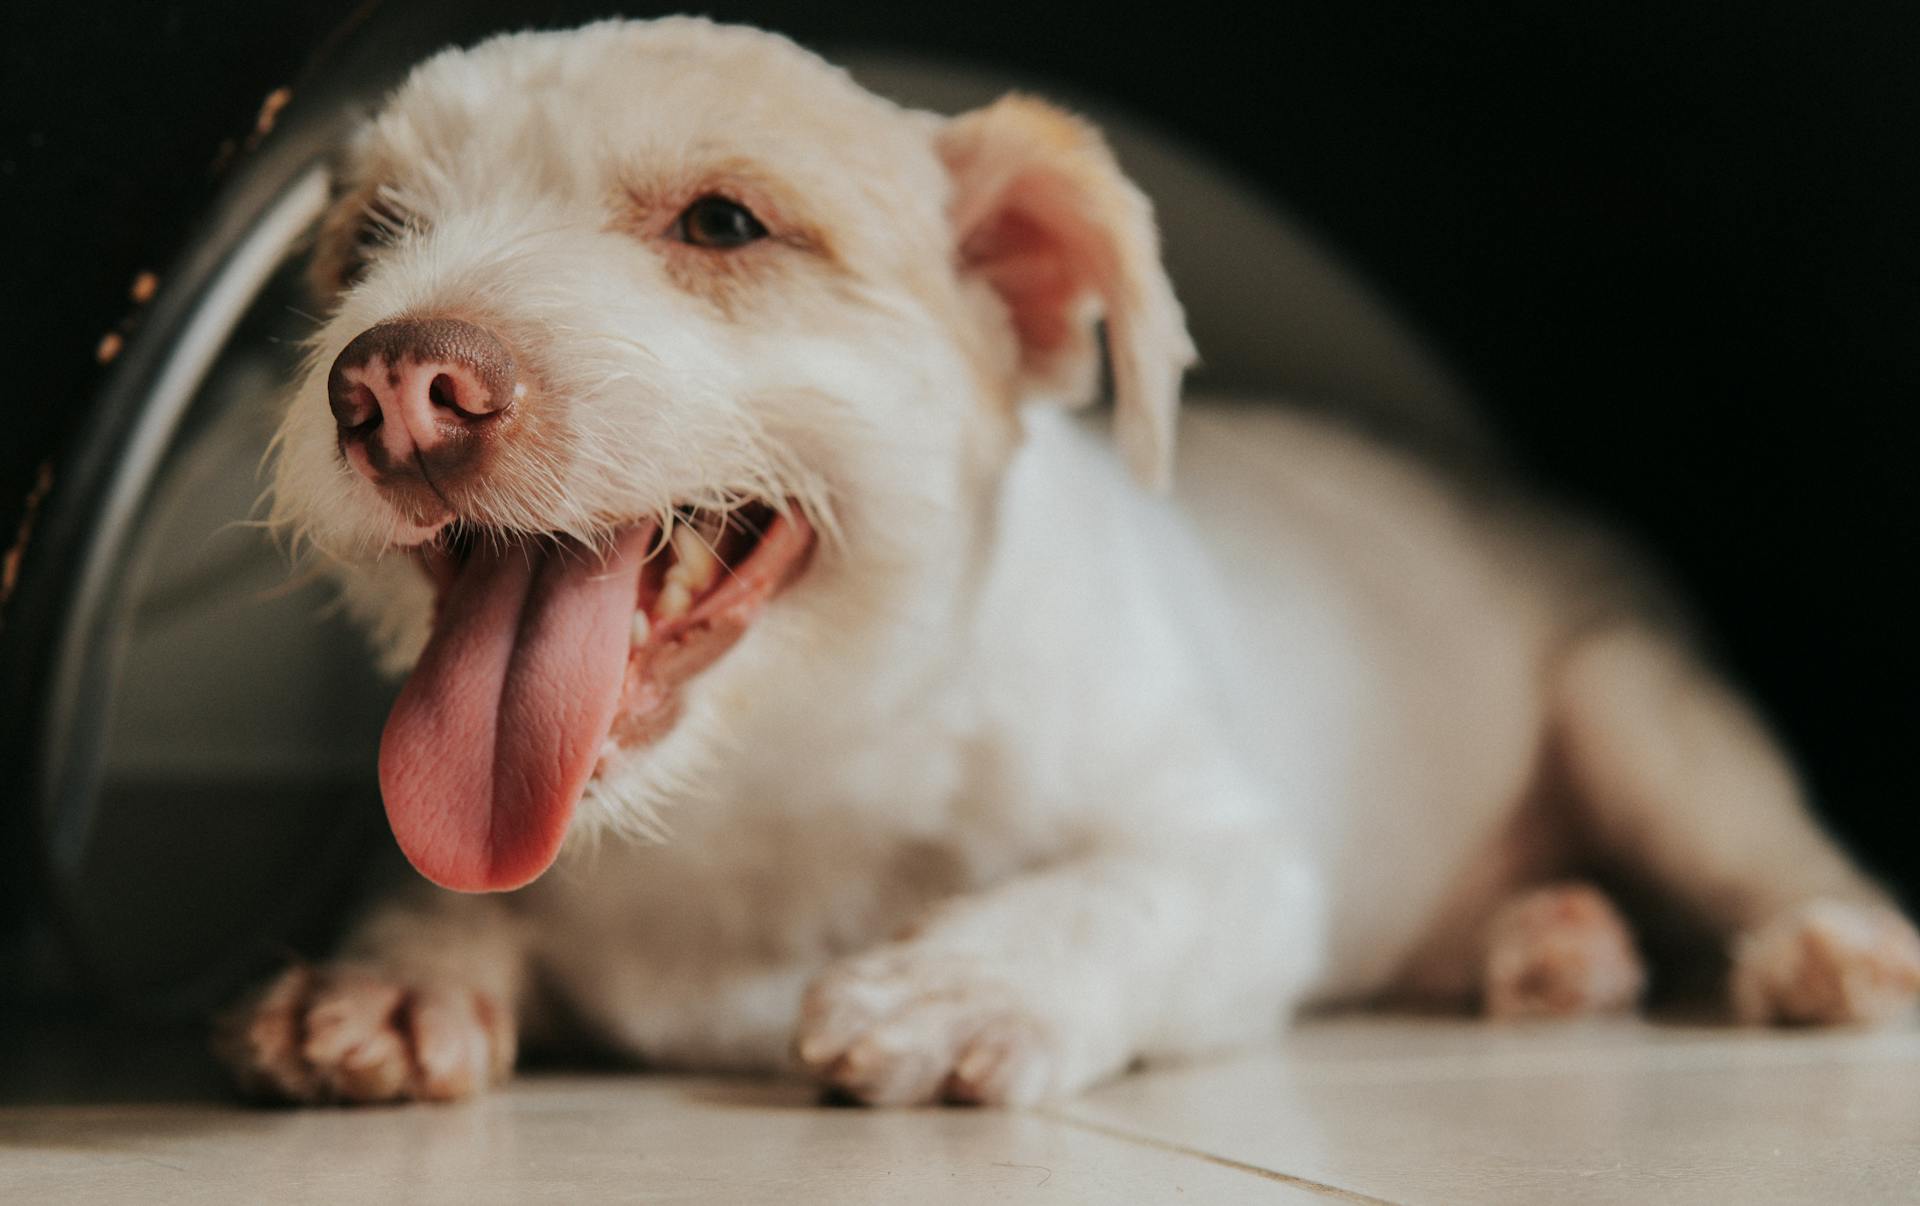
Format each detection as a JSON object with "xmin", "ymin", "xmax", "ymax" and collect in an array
[
  {"xmin": 214, "ymin": 964, "xmax": 515, "ymax": 1104},
  {"xmin": 1482, "ymin": 882, "xmax": 1646, "ymax": 1019},
  {"xmin": 795, "ymin": 948, "xmax": 1098, "ymax": 1107},
  {"xmin": 1731, "ymin": 899, "xmax": 1920, "ymax": 1027}
]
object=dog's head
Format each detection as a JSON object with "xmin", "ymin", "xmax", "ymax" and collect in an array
[{"xmin": 270, "ymin": 17, "xmax": 1193, "ymax": 892}]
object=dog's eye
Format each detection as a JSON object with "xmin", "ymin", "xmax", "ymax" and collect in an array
[
  {"xmin": 672, "ymin": 195, "xmax": 768, "ymax": 249},
  {"xmin": 340, "ymin": 195, "xmax": 410, "ymax": 284}
]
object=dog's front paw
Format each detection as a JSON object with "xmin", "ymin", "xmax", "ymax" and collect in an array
[
  {"xmin": 796, "ymin": 948, "xmax": 1103, "ymax": 1107},
  {"xmin": 1731, "ymin": 899, "xmax": 1920, "ymax": 1026},
  {"xmin": 214, "ymin": 964, "xmax": 515, "ymax": 1104}
]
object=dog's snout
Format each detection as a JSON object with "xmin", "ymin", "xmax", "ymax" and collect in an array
[{"xmin": 328, "ymin": 316, "xmax": 520, "ymax": 487}]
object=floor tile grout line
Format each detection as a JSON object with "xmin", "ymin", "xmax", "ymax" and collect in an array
[{"xmin": 1040, "ymin": 1110, "xmax": 1402, "ymax": 1205}]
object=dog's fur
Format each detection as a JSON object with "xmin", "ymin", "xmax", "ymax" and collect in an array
[{"xmin": 222, "ymin": 18, "xmax": 1920, "ymax": 1106}]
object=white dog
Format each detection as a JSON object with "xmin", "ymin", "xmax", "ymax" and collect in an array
[{"xmin": 221, "ymin": 17, "xmax": 1920, "ymax": 1106}]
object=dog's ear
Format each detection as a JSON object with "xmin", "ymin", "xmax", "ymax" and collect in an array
[{"xmin": 938, "ymin": 95, "xmax": 1196, "ymax": 491}]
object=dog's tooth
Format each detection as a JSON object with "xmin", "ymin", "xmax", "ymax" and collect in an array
[
  {"xmin": 630, "ymin": 611, "xmax": 651, "ymax": 647},
  {"xmin": 670, "ymin": 525, "xmax": 720, "ymax": 592},
  {"xmin": 655, "ymin": 579, "xmax": 692, "ymax": 622}
]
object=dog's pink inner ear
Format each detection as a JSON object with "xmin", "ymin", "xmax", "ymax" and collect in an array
[
  {"xmin": 938, "ymin": 95, "xmax": 1195, "ymax": 491},
  {"xmin": 960, "ymin": 189, "xmax": 1110, "ymax": 367}
]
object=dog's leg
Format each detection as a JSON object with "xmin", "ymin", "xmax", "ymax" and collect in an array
[
  {"xmin": 795, "ymin": 835, "xmax": 1323, "ymax": 1106},
  {"xmin": 215, "ymin": 889, "xmax": 527, "ymax": 1103},
  {"xmin": 1555, "ymin": 626, "xmax": 1920, "ymax": 1025}
]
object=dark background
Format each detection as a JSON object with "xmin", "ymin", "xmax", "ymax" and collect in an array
[{"xmin": 4, "ymin": 1, "xmax": 1916, "ymax": 901}]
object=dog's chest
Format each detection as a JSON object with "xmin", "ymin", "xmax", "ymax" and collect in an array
[{"xmin": 520, "ymin": 801, "xmax": 991, "ymax": 1066}]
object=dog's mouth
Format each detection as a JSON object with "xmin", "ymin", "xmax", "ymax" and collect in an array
[{"xmin": 381, "ymin": 502, "xmax": 814, "ymax": 893}]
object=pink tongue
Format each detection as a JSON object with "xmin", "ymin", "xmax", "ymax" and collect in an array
[{"xmin": 379, "ymin": 528, "xmax": 650, "ymax": 892}]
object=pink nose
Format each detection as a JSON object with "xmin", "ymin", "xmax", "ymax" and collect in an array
[{"xmin": 328, "ymin": 316, "xmax": 519, "ymax": 486}]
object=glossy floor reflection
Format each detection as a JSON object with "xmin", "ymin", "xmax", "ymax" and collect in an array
[{"xmin": 5, "ymin": 1014, "xmax": 1916, "ymax": 1203}]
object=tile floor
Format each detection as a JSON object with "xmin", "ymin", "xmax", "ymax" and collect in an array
[{"xmin": 4, "ymin": 1013, "xmax": 1917, "ymax": 1204}]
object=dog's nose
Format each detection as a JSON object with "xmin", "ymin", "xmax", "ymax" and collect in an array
[{"xmin": 328, "ymin": 316, "xmax": 519, "ymax": 484}]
